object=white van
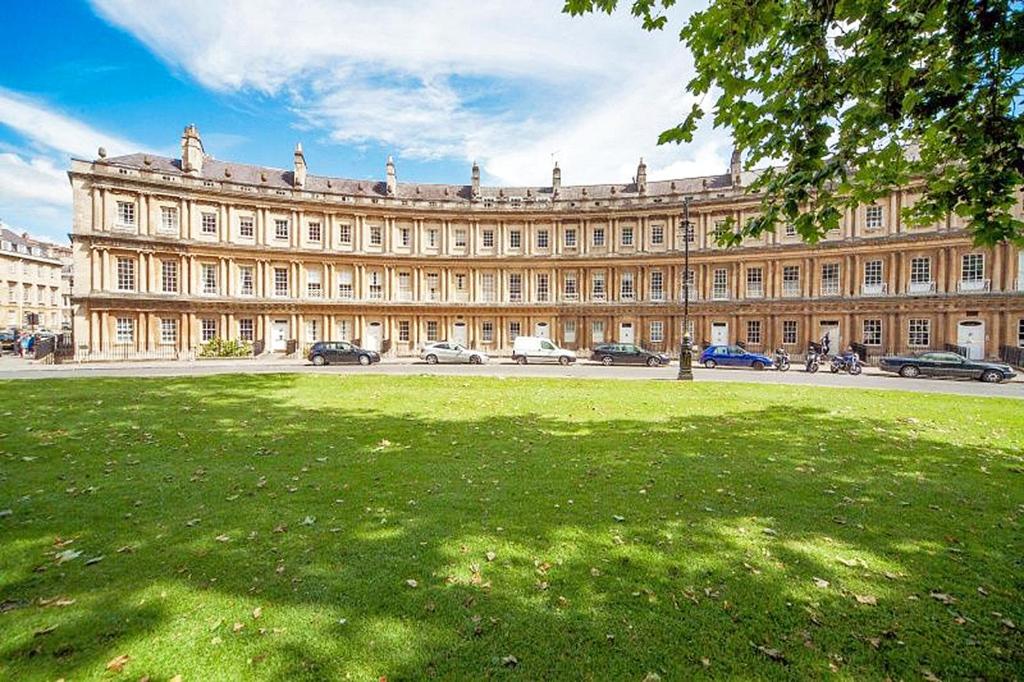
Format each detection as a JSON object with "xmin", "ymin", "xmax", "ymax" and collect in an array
[{"xmin": 511, "ymin": 336, "xmax": 577, "ymax": 365}]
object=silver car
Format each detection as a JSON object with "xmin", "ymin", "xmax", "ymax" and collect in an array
[{"xmin": 420, "ymin": 341, "xmax": 490, "ymax": 365}]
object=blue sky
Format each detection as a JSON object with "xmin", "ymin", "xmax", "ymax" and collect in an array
[{"xmin": 0, "ymin": 0, "xmax": 724, "ymax": 243}]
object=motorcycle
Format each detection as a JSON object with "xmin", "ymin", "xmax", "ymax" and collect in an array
[
  {"xmin": 829, "ymin": 351, "xmax": 863, "ymax": 375},
  {"xmin": 804, "ymin": 342, "xmax": 825, "ymax": 373},
  {"xmin": 773, "ymin": 347, "xmax": 791, "ymax": 372}
]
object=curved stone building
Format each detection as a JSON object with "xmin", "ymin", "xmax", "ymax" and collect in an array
[{"xmin": 69, "ymin": 125, "xmax": 1024, "ymax": 360}]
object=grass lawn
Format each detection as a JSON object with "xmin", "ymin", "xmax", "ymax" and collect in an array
[{"xmin": 0, "ymin": 375, "xmax": 1022, "ymax": 680}]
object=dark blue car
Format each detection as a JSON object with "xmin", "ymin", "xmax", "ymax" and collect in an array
[{"xmin": 700, "ymin": 344, "xmax": 774, "ymax": 370}]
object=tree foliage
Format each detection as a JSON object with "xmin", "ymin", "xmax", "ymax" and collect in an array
[{"xmin": 565, "ymin": 0, "xmax": 1024, "ymax": 246}]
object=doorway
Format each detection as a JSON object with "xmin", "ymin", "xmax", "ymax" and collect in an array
[
  {"xmin": 619, "ymin": 322, "xmax": 635, "ymax": 344},
  {"xmin": 534, "ymin": 321, "xmax": 550, "ymax": 338},
  {"xmin": 711, "ymin": 322, "xmax": 729, "ymax": 346},
  {"xmin": 957, "ymin": 320, "xmax": 985, "ymax": 359},
  {"xmin": 818, "ymin": 320, "xmax": 841, "ymax": 354},
  {"xmin": 453, "ymin": 322, "xmax": 468, "ymax": 346},
  {"xmin": 271, "ymin": 320, "xmax": 289, "ymax": 352},
  {"xmin": 364, "ymin": 322, "xmax": 383, "ymax": 352}
]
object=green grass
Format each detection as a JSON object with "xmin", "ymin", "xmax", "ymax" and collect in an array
[{"xmin": 0, "ymin": 375, "xmax": 1022, "ymax": 680}]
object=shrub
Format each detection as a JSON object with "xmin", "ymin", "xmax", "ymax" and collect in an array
[{"xmin": 199, "ymin": 337, "xmax": 253, "ymax": 358}]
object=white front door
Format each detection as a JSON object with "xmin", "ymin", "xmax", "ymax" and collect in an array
[
  {"xmin": 271, "ymin": 320, "xmax": 289, "ymax": 351},
  {"xmin": 619, "ymin": 322, "xmax": 635, "ymax": 344},
  {"xmin": 364, "ymin": 322, "xmax": 383, "ymax": 352},
  {"xmin": 957, "ymin": 320, "xmax": 985, "ymax": 359},
  {"xmin": 453, "ymin": 322, "xmax": 468, "ymax": 346},
  {"xmin": 535, "ymin": 321, "xmax": 550, "ymax": 338},
  {"xmin": 711, "ymin": 322, "xmax": 729, "ymax": 346},
  {"xmin": 819, "ymin": 321, "xmax": 840, "ymax": 354}
]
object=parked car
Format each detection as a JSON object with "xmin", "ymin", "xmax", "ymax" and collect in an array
[
  {"xmin": 511, "ymin": 336, "xmax": 577, "ymax": 365},
  {"xmin": 699, "ymin": 344, "xmax": 774, "ymax": 370},
  {"xmin": 879, "ymin": 351, "xmax": 1016, "ymax": 383},
  {"xmin": 590, "ymin": 343, "xmax": 669, "ymax": 367},
  {"xmin": 0, "ymin": 330, "xmax": 16, "ymax": 354},
  {"xmin": 420, "ymin": 341, "xmax": 489, "ymax": 364},
  {"xmin": 308, "ymin": 341, "xmax": 381, "ymax": 366}
]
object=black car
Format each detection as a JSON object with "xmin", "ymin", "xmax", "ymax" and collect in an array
[
  {"xmin": 879, "ymin": 351, "xmax": 1017, "ymax": 383},
  {"xmin": 308, "ymin": 341, "xmax": 381, "ymax": 366},
  {"xmin": 590, "ymin": 343, "xmax": 670, "ymax": 367}
]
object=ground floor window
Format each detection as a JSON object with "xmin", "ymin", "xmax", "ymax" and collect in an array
[
  {"xmin": 592, "ymin": 320, "xmax": 605, "ymax": 344},
  {"xmin": 509, "ymin": 321, "xmax": 521, "ymax": 340},
  {"xmin": 746, "ymin": 320, "xmax": 761, "ymax": 345},
  {"xmin": 239, "ymin": 318, "xmax": 254, "ymax": 342},
  {"xmin": 201, "ymin": 318, "xmax": 217, "ymax": 342},
  {"xmin": 426, "ymin": 320, "xmax": 439, "ymax": 341},
  {"xmin": 649, "ymin": 320, "xmax": 664, "ymax": 343},
  {"xmin": 862, "ymin": 319, "xmax": 882, "ymax": 346},
  {"xmin": 115, "ymin": 317, "xmax": 134, "ymax": 344},
  {"xmin": 305, "ymin": 319, "xmax": 319, "ymax": 342},
  {"xmin": 398, "ymin": 320, "xmax": 410, "ymax": 342},
  {"xmin": 337, "ymin": 319, "xmax": 350, "ymax": 341},
  {"xmin": 782, "ymin": 320, "xmax": 798, "ymax": 345},
  {"xmin": 160, "ymin": 318, "xmax": 177, "ymax": 344},
  {"xmin": 908, "ymin": 318, "xmax": 930, "ymax": 347},
  {"xmin": 481, "ymin": 321, "xmax": 494, "ymax": 342},
  {"xmin": 1018, "ymin": 319, "xmax": 1024, "ymax": 347},
  {"xmin": 564, "ymin": 319, "xmax": 577, "ymax": 343}
]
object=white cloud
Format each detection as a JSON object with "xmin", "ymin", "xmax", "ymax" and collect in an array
[{"xmin": 90, "ymin": 0, "xmax": 731, "ymax": 185}]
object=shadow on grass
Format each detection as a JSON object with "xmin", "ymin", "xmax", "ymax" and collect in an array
[{"xmin": 0, "ymin": 374, "xmax": 1022, "ymax": 680}]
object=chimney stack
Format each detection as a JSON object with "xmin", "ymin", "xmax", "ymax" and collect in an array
[
  {"xmin": 636, "ymin": 157, "xmax": 647, "ymax": 195},
  {"xmin": 386, "ymin": 155, "xmax": 397, "ymax": 196},
  {"xmin": 180, "ymin": 124, "xmax": 204, "ymax": 176},
  {"xmin": 471, "ymin": 161, "xmax": 480, "ymax": 199},
  {"xmin": 552, "ymin": 161, "xmax": 561, "ymax": 195},
  {"xmin": 293, "ymin": 143, "xmax": 307, "ymax": 188},
  {"xmin": 730, "ymin": 146, "xmax": 742, "ymax": 187}
]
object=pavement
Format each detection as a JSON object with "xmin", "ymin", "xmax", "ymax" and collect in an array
[{"xmin": 0, "ymin": 353, "xmax": 1021, "ymax": 399}]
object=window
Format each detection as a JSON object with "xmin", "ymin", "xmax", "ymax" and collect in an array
[
  {"xmin": 564, "ymin": 228, "xmax": 577, "ymax": 248},
  {"xmin": 338, "ymin": 269, "xmax": 353, "ymax": 299},
  {"xmin": 397, "ymin": 320, "xmax": 410, "ymax": 342},
  {"xmin": 116, "ymin": 257, "xmax": 135, "ymax": 291},
  {"xmin": 865, "ymin": 205, "xmax": 884, "ymax": 230},
  {"xmin": 536, "ymin": 273, "xmax": 549, "ymax": 302},
  {"xmin": 202, "ymin": 212, "xmax": 217, "ymax": 235},
  {"xmin": 592, "ymin": 320, "xmax": 605, "ymax": 344},
  {"xmin": 274, "ymin": 267, "xmax": 289, "ymax": 297},
  {"xmin": 239, "ymin": 319, "xmax": 254, "ymax": 342},
  {"xmin": 961, "ymin": 253, "xmax": 984, "ymax": 282},
  {"xmin": 650, "ymin": 271, "xmax": 664, "ymax": 300},
  {"xmin": 564, "ymin": 319, "xmax": 577, "ymax": 343},
  {"xmin": 308, "ymin": 222, "xmax": 322, "ymax": 242},
  {"xmin": 509, "ymin": 321, "xmax": 521, "ymax": 339},
  {"xmin": 201, "ymin": 263, "xmax": 218, "ymax": 294},
  {"xmin": 620, "ymin": 272, "xmax": 635, "ymax": 299},
  {"xmin": 201, "ymin": 318, "xmax": 217, "ymax": 343},
  {"xmin": 784, "ymin": 223, "xmax": 797, "ymax": 237},
  {"xmin": 115, "ymin": 317, "xmax": 134, "ymax": 344},
  {"xmin": 910, "ymin": 257, "xmax": 931, "ymax": 283},
  {"xmin": 422, "ymin": 229, "xmax": 436, "ymax": 248},
  {"xmin": 160, "ymin": 206, "xmax": 179, "ymax": 233},
  {"xmin": 481, "ymin": 273, "xmax": 496, "ymax": 302},
  {"xmin": 537, "ymin": 230, "xmax": 549, "ymax": 249},
  {"xmin": 509, "ymin": 230, "xmax": 522, "ymax": 249},
  {"xmin": 746, "ymin": 267, "xmax": 763, "ymax": 297},
  {"xmin": 681, "ymin": 269, "xmax": 696, "ymax": 299},
  {"xmin": 369, "ymin": 225, "xmax": 382, "ymax": 246},
  {"xmin": 426, "ymin": 272, "xmax": 440, "ymax": 301},
  {"xmin": 1018, "ymin": 319, "xmax": 1024, "ymax": 348},
  {"xmin": 862, "ymin": 319, "xmax": 882, "ymax": 346},
  {"xmin": 821, "ymin": 263, "xmax": 840, "ymax": 295},
  {"xmin": 650, "ymin": 321, "xmax": 664, "ymax": 342},
  {"xmin": 339, "ymin": 224, "xmax": 352, "ymax": 243},
  {"xmin": 482, "ymin": 229, "xmax": 494, "ymax": 248},
  {"xmin": 592, "ymin": 272, "xmax": 606, "ymax": 300},
  {"xmin": 651, "ymin": 224, "xmax": 664, "ymax": 245},
  {"xmin": 593, "ymin": 227, "xmax": 605, "ymax": 246},
  {"xmin": 426, "ymin": 320, "xmax": 439, "ymax": 342},
  {"xmin": 864, "ymin": 260, "xmax": 883, "ymax": 286},
  {"xmin": 782, "ymin": 265, "xmax": 801, "ymax": 296},
  {"xmin": 368, "ymin": 271, "xmax": 383, "ymax": 299},
  {"xmin": 274, "ymin": 219, "xmax": 289, "ymax": 241},
  {"xmin": 712, "ymin": 268, "xmax": 728, "ymax": 299},
  {"xmin": 508, "ymin": 273, "xmax": 523, "ymax": 302},
  {"xmin": 482, "ymin": 321, "xmax": 494, "ymax": 342},
  {"xmin": 621, "ymin": 226, "xmax": 634, "ymax": 246},
  {"xmin": 160, "ymin": 318, "xmax": 177, "ymax": 344},
  {"xmin": 239, "ymin": 216, "xmax": 254, "ymax": 238},
  {"xmin": 397, "ymin": 227, "xmax": 409, "ymax": 247},
  {"xmin": 564, "ymin": 273, "xmax": 578, "ymax": 299},
  {"xmin": 337, "ymin": 319, "xmax": 350, "ymax": 341},
  {"xmin": 680, "ymin": 223, "xmax": 695, "ymax": 243},
  {"xmin": 746, "ymin": 320, "xmax": 762, "ymax": 345},
  {"xmin": 306, "ymin": 268, "xmax": 322, "ymax": 298},
  {"xmin": 397, "ymin": 272, "xmax": 412, "ymax": 301},
  {"xmin": 305, "ymin": 319, "xmax": 319, "ymax": 342},
  {"xmin": 782, "ymin": 320, "xmax": 798, "ymax": 345},
  {"xmin": 908, "ymin": 318, "xmax": 930, "ymax": 347},
  {"xmin": 454, "ymin": 229, "xmax": 467, "ymax": 248},
  {"xmin": 239, "ymin": 266, "xmax": 254, "ymax": 295},
  {"xmin": 161, "ymin": 260, "xmax": 178, "ymax": 293},
  {"xmin": 117, "ymin": 201, "xmax": 135, "ymax": 226}
]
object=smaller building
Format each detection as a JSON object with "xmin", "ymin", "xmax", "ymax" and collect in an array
[{"xmin": 0, "ymin": 222, "xmax": 71, "ymax": 331}]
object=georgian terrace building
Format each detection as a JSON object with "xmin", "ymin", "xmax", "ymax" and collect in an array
[
  {"xmin": 68, "ymin": 125, "xmax": 1024, "ymax": 360},
  {"xmin": 1, "ymin": 223, "xmax": 71, "ymax": 332}
]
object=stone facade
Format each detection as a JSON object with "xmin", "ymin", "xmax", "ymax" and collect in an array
[
  {"xmin": 68, "ymin": 126, "xmax": 1024, "ymax": 359},
  {"xmin": 1, "ymin": 223, "xmax": 70, "ymax": 331}
]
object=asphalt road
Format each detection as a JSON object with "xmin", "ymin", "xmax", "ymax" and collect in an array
[{"xmin": 1, "ymin": 356, "xmax": 1021, "ymax": 399}]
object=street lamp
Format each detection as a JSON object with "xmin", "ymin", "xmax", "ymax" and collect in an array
[{"xmin": 677, "ymin": 196, "xmax": 694, "ymax": 380}]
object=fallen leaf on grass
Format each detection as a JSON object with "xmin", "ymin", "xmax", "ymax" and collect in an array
[
  {"xmin": 214, "ymin": 534, "xmax": 231, "ymax": 542},
  {"xmin": 930, "ymin": 592, "xmax": 956, "ymax": 604},
  {"xmin": 33, "ymin": 624, "xmax": 58, "ymax": 637},
  {"xmin": 252, "ymin": 606, "xmax": 262, "ymax": 619},
  {"xmin": 105, "ymin": 654, "xmax": 130, "ymax": 672},
  {"xmin": 813, "ymin": 577, "xmax": 830, "ymax": 589},
  {"xmin": 55, "ymin": 549, "xmax": 81, "ymax": 564},
  {"xmin": 751, "ymin": 642, "xmax": 787, "ymax": 663},
  {"xmin": 855, "ymin": 594, "xmax": 878, "ymax": 605},
  {"xmin": 485, "ymin": 551, "xmax": 496, "ymax": 562},
  {"xmin": 406, "ymin": 579, "xmax": 418, "ymax": 588}
]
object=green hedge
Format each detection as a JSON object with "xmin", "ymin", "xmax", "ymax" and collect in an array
[{"xmin": 199, "ymin": 337, "xmax": 253, "ymax": 358}]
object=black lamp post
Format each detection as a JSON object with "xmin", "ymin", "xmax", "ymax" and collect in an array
[{"xmin": 677, "ymin": 196, "xmax": 694, "ymax": 380}]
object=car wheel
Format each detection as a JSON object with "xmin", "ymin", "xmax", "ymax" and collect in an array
[
  {"xmin": 311, "ymin": 355, "xmax": 326, "ymax": 366},
  {"xmin": 425, "ymin": 354, "xmax": 438, "ymax": 365},
  {"xmin": 601, "ymin": 356, "xmax": 614, "ymax": 366},
  {"xmin": 751, "ymin": 360, "xmax": 765, "ymax": 371},
  {"xmin": 358, "ymin": 354, "xmax": 371, "ymax": 366},
  {"xmin": 558, "ymin": 356, "xmax": 571, "ymax": 366},
  {"xmin": 899, "ymin": 365, "xmax": 920, "ymax": 378},
  {"xmin": 980, "ymin": 369, "xmax": 1003, "ymax": 383},
  {"xmin": 646, "ymin": 357, "xmax": 659, "ymax": 367},
  {"xmin": 515, "ymin": 356, "xmax": 527, "ymax": 365},
  {"xmin": 704, "ymin": 359, "xmax": 716, "ymax": 369},
  {"xmin": 469, "ymin": 355, "xmax": 481, "ymax": 364}
]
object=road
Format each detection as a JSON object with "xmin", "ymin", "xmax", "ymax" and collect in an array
[{"xmin": 0, "ymin": 355, "xmax": 1021, "ymax": 399}]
